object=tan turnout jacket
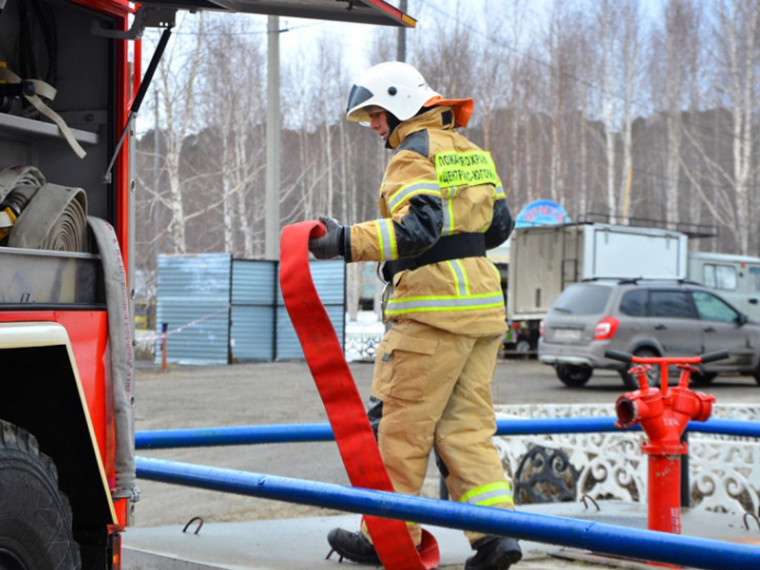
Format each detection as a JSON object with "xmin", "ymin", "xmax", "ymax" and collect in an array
[{"xmin": 348, "ymin": 106, "xmax": 512, "ymax": 337}]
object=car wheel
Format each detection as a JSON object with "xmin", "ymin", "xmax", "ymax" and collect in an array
[
  {"xmin": 555, "ymin": 364, "xmax": 593, "ymax": 387},
  {"xmin": 691, "ymin": 372, "xmax": 717, "ymax": 386},
  {"xmin": 619, "ymin": 348, "xmax": 661, "ymax": 390},
  {"xmin": 515, "ymin": 339, "xmax": 532, "ymax": 352}
]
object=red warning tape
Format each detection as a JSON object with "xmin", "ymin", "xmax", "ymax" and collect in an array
[{"xmin": 279, "ymin": 220, "xmax": 439, "ymax": 569}]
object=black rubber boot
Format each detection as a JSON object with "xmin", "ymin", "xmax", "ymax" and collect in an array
[
  {"xmin": 326, "ymin": 528, "xmax": 381, "ymax": 565},
  {"xmin": 465, "ymin": 535, "xmax": 522, "ymax": 570}
]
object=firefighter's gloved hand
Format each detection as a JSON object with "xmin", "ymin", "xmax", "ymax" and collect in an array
[{"xmin": 309, "ymin": 216, "xmax": 346, "ymax": 259}]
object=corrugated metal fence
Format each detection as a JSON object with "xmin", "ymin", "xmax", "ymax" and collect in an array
[{"xmin": 155, "ymin": 253, "xmax": 345, "ymax": 365}]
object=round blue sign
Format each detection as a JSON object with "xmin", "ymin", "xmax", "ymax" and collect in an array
[{"xmin": 515, "ymin": 199, "xmax": 570, "ymax": 227}]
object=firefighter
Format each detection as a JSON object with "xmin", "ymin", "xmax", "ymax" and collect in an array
[{"xmin": 309, "ymin": 61, "xmax": 521, "ymax": 570}]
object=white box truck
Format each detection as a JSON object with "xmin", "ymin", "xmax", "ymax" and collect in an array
[{"xmin": 507, "ymin": 223, "xmax": 688, "ymax": 350}]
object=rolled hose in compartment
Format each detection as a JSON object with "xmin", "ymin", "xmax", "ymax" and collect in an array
[{"xmin": 0, "ymin": 165, "xmax": 88, "ymax": 251}]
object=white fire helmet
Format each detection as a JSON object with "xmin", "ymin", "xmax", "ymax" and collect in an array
[{"xmin": 346, "ymin": 61, "xmax": 441, "ymax": 125}]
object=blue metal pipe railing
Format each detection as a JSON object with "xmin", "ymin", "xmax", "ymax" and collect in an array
[
  {"xmin": 136, "ymin": 455, "xmax": 760, "ymax": 570},
  {"xmin": 684, "ymin": 417, "xmax": 760, "ymax": 437},
  {"xmin": 135, "ymin": 423, "xmax": 335, "ymax": 449},
  {"xmin": 135, "ymin": 417, "xmax": 760, "ymax": 449}
]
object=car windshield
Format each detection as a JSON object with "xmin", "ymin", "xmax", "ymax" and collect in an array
[{"xmin": 551, "ymin": 284, "xmax": 611, "ymax": 315}]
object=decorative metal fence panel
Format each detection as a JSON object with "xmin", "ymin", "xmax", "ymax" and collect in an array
[{"xmin": 493, "ymin": 403, "xmax": 760, "ymax": 516}]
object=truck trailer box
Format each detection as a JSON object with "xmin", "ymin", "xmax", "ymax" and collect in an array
[{"xmin": 507, "ymin": 223, "xmax": 688, "ymax": 322}]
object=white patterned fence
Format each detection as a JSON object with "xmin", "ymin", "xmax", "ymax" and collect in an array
[{"xmin": 493, "ymin": 403, "xmax": 760, "ymax": 517}]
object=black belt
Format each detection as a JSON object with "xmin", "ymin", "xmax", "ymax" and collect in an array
[{"xmin": 381, "ymin": 233, "xmax": 486, "ymax": 282}]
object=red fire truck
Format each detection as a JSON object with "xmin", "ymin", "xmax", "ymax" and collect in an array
[{"xmin": 0, "ymin": 0, "xmax": 411, "ymax": 568}]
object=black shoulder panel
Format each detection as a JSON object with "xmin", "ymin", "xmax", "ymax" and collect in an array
[{"xmin": 394, "ymin": 129, "xmax": 430, "ymax": 158}]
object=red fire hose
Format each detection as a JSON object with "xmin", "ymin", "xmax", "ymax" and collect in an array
[{"xmin": 279, "ymin": 220, "xmax": 440, "ymax": 569}]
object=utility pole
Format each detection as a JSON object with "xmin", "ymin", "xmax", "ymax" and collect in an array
[
  {"xmin": 396, "ymin": 0, "xmax": 407, "ymax": 62},
  {"xmin": 265, "ymin": 15, "xmax": 281, "ymax": 260}
]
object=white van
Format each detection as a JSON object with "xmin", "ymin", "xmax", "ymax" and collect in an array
[{"xmin": 687, "ymin": 251, "xmax": 760, "ymax": 321}]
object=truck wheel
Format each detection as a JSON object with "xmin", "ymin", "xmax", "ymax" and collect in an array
[
  {"xmin": 0, "ymin": 420, "xmax": 80, "ymax": 570},
  {"xmin": 619, "ymin": 348, "xmax": 660, "ymax": 390},
  {"xmin": 555, "ymin": 364, "xmax": 593, "ymax": 387}
]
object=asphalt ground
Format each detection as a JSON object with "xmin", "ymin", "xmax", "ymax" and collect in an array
[{"xmin": 132, "ymin": 357, "xmax": 760, "ymax": 528}]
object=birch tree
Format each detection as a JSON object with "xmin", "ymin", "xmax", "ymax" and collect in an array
[
  {"xmin": 649, "ymin": 0, "xmax": 702, "ymax": 227},
  {"xmin": 153, "ymin": 13, "xmax": 207, "ymax": 254},
  {"xmin": 679, "ymin": 0, "xmax": 759, "ymax": 253},
  {"xmin": 710, "ymin": 0, "xmax": 758, "ymax": 254},
  {"xmin": 544, "ymin": 3, "xmax": 588, "ymax": 206},
  {"xmin": 202, "ymin": 15, "xmax": 266, "ymax": 258},
  {"xmin": 593, "ymin": 0, "xmax": 622, "ymax": 223},
  {"xmin": 617, "ymin": 1, "xmax": 644, "ymax": 220}
]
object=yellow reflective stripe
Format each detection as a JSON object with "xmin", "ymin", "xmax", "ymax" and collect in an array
[
  {"xmin": 459, "ymin": 260, "xmax": 471, "ymax": 295},
  {"xmin": 387, "ymin": 220, "xmax": 398, "ymax": 259},
  {"xmin": 446, "ymin": 260, "xmax": 469, "ymax": 296},
  {"xmin": 435, "ymin": 150, "xmax": 499, "ymax": 188},
  {"xmin": 442, "ymin": 194, "xmax": 456, "ymax": 235},
  {"xmin": 374, "ymin": 219, "xmax": 397, "ymax": 261},
  {"xmin": 387, "ymin": 180, "xmax": 440, "ymax": 214},
  {"xmin": 385, "ymin": 292, "xmax": 504, "ymax": 315},
  {"xmin": 493, "ymin": 184, "xmax": 506, "ymax": 200},
  {"xmin": 477, "ymin": 494, "xmax": 515, "ymax": 507},
  {"xmin": 460, "ymin": 482, "xmax": 514, "ymax": 507}
]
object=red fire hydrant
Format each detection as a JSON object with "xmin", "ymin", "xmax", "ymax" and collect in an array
[{"xmin": 607, "ymin": 350, "xmax": 724, "ymax": 535}]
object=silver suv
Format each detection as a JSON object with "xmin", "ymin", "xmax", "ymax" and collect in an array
[{"xmin": 538, "ymin": 279, "xmax": 760, "ymax": 389}]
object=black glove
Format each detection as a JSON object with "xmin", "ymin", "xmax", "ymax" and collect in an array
[{"xmin": 309, "ymin": 216, "xmax": 345, "ymax": 259}]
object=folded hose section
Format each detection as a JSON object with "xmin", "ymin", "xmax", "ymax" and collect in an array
[{"xmin": 279, "ymin": 220, "xmax": 439, "ymax": 570}]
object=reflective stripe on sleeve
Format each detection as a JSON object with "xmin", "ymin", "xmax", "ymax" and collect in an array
[
  {"xmin": 459, "ymin": 481, "xmax": 514, "ymax": 507},
  {"xmin": 494, "ymin": 184, "xmax": 506, "ymax": 200},
  {"xmin": 387, "ymin": 180, "xmax": 440, "ymax": 214},
  {"xmin": 374, "ymin": 219, "xmax": 397, "ymax": 261}
]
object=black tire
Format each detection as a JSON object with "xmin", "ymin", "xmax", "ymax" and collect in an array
[
  {"xmin": 515, "ymin": 339, "xmax": 532, "ymax": 352},
  {"xmin": 619, "ymin": 348, "xmax": 660, "ymax": 390},
  {"xmin": 691, "ymin": 372, "xmax": 717, "ymax": 387},
  {"xmin": 0, "ymin": 420, "xmax": 80, "ymax": 570},
  {"xmin": 555, "ymin": 364, "xmax": 593, "ymax": 387}
]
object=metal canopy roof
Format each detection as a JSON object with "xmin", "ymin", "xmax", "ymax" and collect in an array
[{"xmin": 139, "ymin": 0, "xmax": 416, "ymax": 27}]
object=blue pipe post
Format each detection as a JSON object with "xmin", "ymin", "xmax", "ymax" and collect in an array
[{"xmin": 136, "ymin": 456, "xmax": 760, "ymax": 570}]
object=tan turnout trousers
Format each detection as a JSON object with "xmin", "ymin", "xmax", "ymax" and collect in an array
[{"xmin": 367, "ymin": 319, "xmax": 515, "ymax": 546}]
